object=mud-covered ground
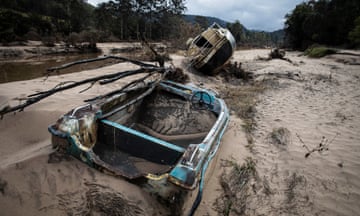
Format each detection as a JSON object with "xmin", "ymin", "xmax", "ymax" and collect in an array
[{"xmin": 0, "ymin": 44, "xmax": 359, "ymax": 215}]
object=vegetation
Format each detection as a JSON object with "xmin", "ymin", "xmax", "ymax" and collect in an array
[
  {"xmin": 0, "ymin": 0, "xmax": 186, "ymax": 45},
  {"xmin": 226, "ymin": 20, "xmax": 284, "ymax": 47},
  {"xmin": 266, "ymin": 127, "xmax": 291, "ymax": 147},
  {"xmin": 304, "ymin": 46, "xmax": 337, "ymax": 58},
  {"xmin": 92, "ymin": 0, "xmax": 186, "ymax": 41},
  {"xmin": 214, "ymin": 157, "xmax": 257, "ymax": 215},
  {"xmin": 0, "ymin": 0, "xmax": 284, "ymax": 48},
  {"xmin": 2, "ymin": 0, "xmax": 359, "ymax": 50},
  {"xmin": 349, "ymin": 16, "xmax": 360, "ymax": 46},
  {"xmin": 221, "ymin": 83, "xmax": 265, "ymax": 149},
  {"xmin": 284, "ymin": 0, "xmax": 360, "ymax": 50},
  {"xmin": 0, "ymin": 0, "xmax": 94, "ymax": 43}
]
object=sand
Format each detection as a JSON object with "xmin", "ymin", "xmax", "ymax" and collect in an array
[{"xmin": 1, "ymin": 44, "xmax": 360, "ymax": 215}]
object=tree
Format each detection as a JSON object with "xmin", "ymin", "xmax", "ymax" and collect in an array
[
  {"xmin": 349, "ymin": 16, "xmax": 360, "ymax": 47},
  {"xmin": 227, "ymin": 20, "xmax": 244, "ymax": 45},
  {"xmin": 284, "ymin": 2, "xmax": 312, "ymax": 49},
  {"xmin": 92, "ymin": 0, "xmax": 186, "ymax": 41},
  {"xmin": 284, "ymin": 0, "xmax": 360, "ymax": 50},
  {"xmin": 194, "ymin": 16, "xmax": 208, "ymax": 30}
]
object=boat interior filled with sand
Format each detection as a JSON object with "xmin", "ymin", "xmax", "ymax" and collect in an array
[{"xmin": 49, "ymin": 79, "xmax": 229, "ymax": 190}]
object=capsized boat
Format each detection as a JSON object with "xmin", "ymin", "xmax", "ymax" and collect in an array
[
  {"xmin": 187, "ymin": 22, "xmax": 236, "ymax": 74},
  {"xmin": 48, "ymin": 75, "xmax": 229, "ymax": 213}
]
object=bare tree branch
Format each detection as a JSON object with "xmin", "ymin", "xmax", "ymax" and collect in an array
[
  {"xmin": 1, "ymin": 65, "xmax": 165, "ymax": 117},
  {"xmin": 46, "ymin": 55, "xmax": 158, "ymax": 74}
]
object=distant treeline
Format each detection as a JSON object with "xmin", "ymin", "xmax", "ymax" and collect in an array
[
  {"xmin": 1, "ymin": 0, "xmax": 359, "ymax": 50},
  {"xmin": 0, "ymin": 0, "xmax": 94, "ymax": 42},
  {"xmin": 284, "ymin": 0, "xmax": 360, "ymax": 50},
  {"xmin": 0, "ymin": 0, "xmax": 284, "ymax": 48},
  {"xmin": 0, "ymin": 0, "xmax": 188, "ymax": 46}
]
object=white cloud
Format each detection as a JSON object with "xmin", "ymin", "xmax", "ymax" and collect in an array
[
  {"xmin": 87, "ymin": 0, "xmax": 107, "ymax": 6},
  {"xmin": 186, "ymin": 0, "xmax": 304, "ymax": 31},
  {"xmin": 88, "ymin": 0, "xmax": 304, "ymax": 31}
]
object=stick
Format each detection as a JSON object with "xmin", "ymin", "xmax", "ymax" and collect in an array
[
  {"xmin": 1, "ymin": 67, "xmax": 164, "ymax": 116},
  {"xmin": 85, "ymin": 72, "xmax": 156, "ymax": 102},
  {"xmin": 46, "ymin": 55, "xmax": 157, "ymax": 73},
  {"xmin": 99, "ymin": 67, "xmax": 161, "ymax": 85}
]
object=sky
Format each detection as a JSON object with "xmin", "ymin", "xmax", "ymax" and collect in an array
[{"xmin": 87, "ymin": 0, "xmax": 305, "ymax": 31}]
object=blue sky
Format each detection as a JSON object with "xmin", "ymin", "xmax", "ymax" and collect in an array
[{"xmin": 87, "ymin": 0, "xmax": 305, "ymax": 31}]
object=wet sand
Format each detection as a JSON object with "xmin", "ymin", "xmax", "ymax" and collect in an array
[{"xmin": 1, "ymin": 45, "xmax": 360, "ymax": 215}]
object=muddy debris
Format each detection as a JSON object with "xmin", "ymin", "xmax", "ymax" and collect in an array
[
  {"xmin": 217, "ymin": 61, "xmax": 254, "ymax": 82},
  {"xmin": 267, "ymin": 127, "xmax": 291, "ymax": 147},
  {"xmin": 258, "ymin": 48, "xmax": 294, "ymax": 64},
  {"xmin": 0, "ymin": 178, "xmax": 7, "ymax": 195},
  {"xmin": 164, "ymin": 67, "xmax": 189, "ymax": 83},
  {"xmin": 214, "ymin": 157, "xmax": 257, "ymax": 215}
]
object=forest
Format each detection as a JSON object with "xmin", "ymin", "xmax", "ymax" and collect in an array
[
  {"xmin": 1, "ymin": 0, "xmax": 359, "ymax": 50},
  {"xmin": 284, "ymin": 0, "xmax": 360, "ymax": 50},
  {"xmin": 0, "ymin": 0, "xmax": 283, "ymax": 48}
]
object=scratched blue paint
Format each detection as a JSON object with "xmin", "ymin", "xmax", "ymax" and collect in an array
[{"xmin": 170, "ymin": 166, "xmax": 192, "ymax": 182}]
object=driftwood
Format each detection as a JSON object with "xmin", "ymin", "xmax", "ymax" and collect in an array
[
  {"xmin": 46, "ymin": 55, "xmax": 156, "ymax": 73},
  {"xmin": 141, "ymin": 35, "xmax": 167, "ymax": 67},
  {"xmin": 296, "ymin": 133, "xmax": 339, "ymax": 158},
  {"xmin": 258, "ymin": 48, "xmax": 294, "ymax": 64},
  {"xmin": 1, "ymin": 56, "xmax": 166, "ymax": 117},
  {"xmin": 85, "ymin": 72, "xmax": 158, "ymax": 102}
]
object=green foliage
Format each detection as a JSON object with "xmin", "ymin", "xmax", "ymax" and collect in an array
[
  {"xmin": 226, "ymin": 20, "xmax": 282, "ymax": 47},
  {"xmin": 304, "ymin": 46, "xmax": 337, "ymax": 58},
  {"xmin": 227, "ymin": 20, "xmax": 244, "ymax": 44},
  {"xmin": 194, "ymin": 16, "xmax": 209, "ymax": 29},
  {"xmin": 0, "ymin": 0, "xmax": 94, "ymax": 43},
  {"xmin": 285, "ymin": 0, "xmax": 360, "ymax": 50},
  {"xmin": 92, "ymin": 0, "xmax": 186, "ymax": 41},
  {"xmin": 0, "ymin": 0, "xmax": 189, "ymax": 45},
  {"xmin": 349, "ymin": 16, "xmax": 360, "ymax": 47}
]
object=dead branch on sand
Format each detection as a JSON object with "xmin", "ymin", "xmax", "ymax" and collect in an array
[
  {"xmin": 0, "ymin": 56, "xmax": 168, "ymax": 118},
  {"xmin": 46, "ymin": 55, "xmax": 155, "ymax": 74},
  {"xmin": 0, "ymin": 52, "xmax": 190, "ymax": 118},
  {"xmin": 296, "ymin": 133, "xmax": 340, "ymax": 158},
  {"xmin": 140, "ymin": 35, "xmax": 168, "ymax": 67}
]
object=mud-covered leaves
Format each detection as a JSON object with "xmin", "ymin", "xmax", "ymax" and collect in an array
[
  {"xmin": 267, "ymin": 127, "xmax": 291, "ymax": 147},
  {"xmin": 214, "ymin": 157, "xmax": 257, "ymax": 215}
]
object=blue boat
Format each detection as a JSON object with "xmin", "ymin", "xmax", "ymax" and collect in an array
[{"xmin": 48, "ymin": 78, "xmax": 229, "ymax": 214}]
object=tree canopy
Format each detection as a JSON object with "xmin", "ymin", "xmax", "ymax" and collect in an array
[
  {"xmin": 0, "ymin": 0, "xmax": 187, "ymax": 43},
  {"xmin": 97, "ymin": 0, "xmax": 186, "ymax": 40},
  {"xmin": 284, "ymin": 0, "xmax": 360, "ymax": 50}
]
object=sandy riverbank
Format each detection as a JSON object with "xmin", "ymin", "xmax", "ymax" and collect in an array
[{"xmin": 0, "ymin": 46, "xmax": 359, "ymax": 215}]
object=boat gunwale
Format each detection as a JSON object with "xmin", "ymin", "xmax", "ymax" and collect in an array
[{"xmin": 48, "ymin": 80, "xmax": 230, "ymax": 190}]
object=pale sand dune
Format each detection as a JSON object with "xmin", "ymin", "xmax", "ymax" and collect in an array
[{"xmin": 0, "ymin": 47, "xmax": 359, "ymax": 215}]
